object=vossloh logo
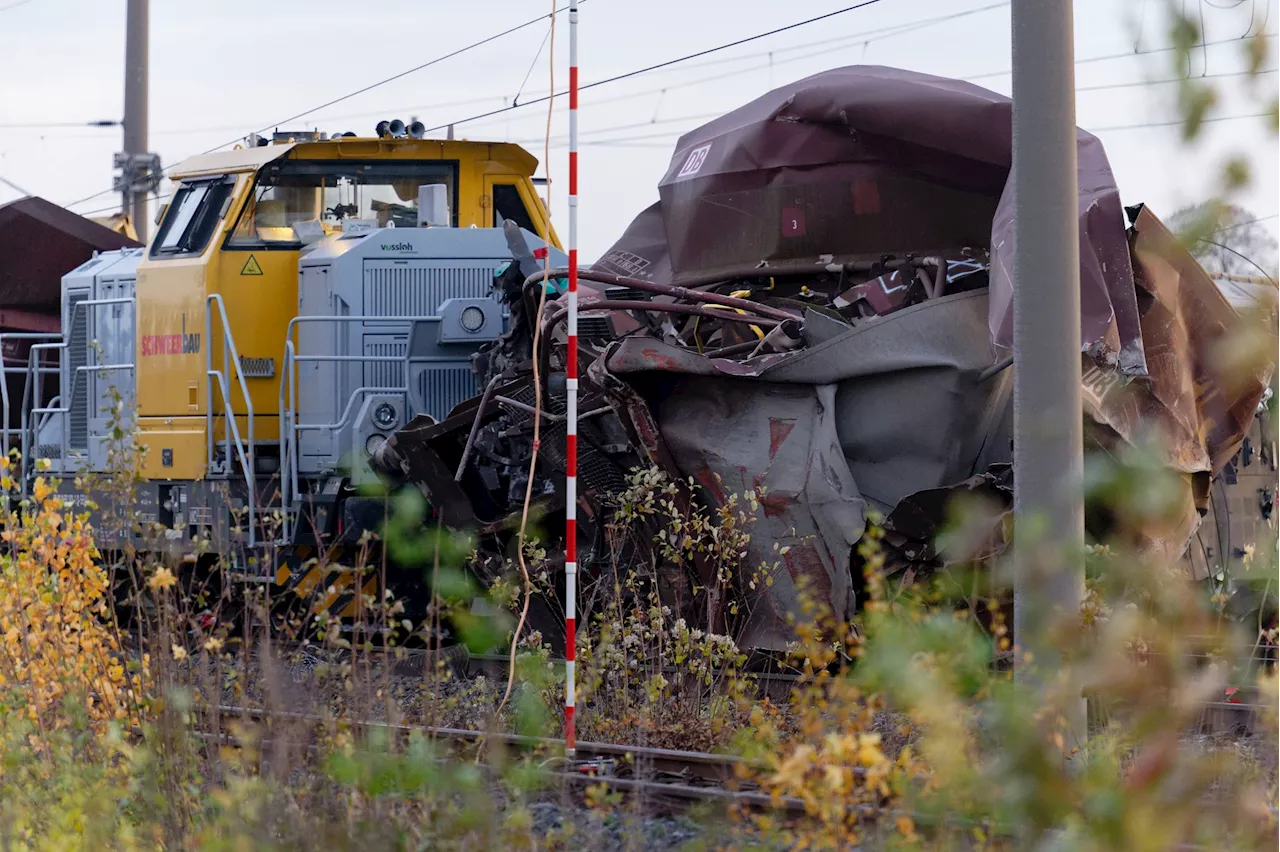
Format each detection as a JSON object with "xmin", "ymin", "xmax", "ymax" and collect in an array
[{"xmin": 380, "ymin": 242, "xmax": 414, "ymax": 252}]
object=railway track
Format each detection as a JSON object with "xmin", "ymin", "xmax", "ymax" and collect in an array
[
  {"xmin": 206, "ymin": 704, "xmax": 822, "ymax": 814},
  {"xmin": 221, "ymin": 636, "xmax": 1269, "ymax": 739},
  {"xmin": 245, "ymin": 640, "xmax": 802, "ymax": 698}
]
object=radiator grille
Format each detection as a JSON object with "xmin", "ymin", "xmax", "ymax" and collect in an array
[
  {"xmin": 578, "ymin": 316, "xmax": 612, "ymax": 340},
  {"xmin": 363, "ymin": 263, "xmax": 495, "ymax": 317},
  {"xmin": 417, "ymin": 366, "xmax": 480, "ymax": 422},
  {"xmin": 503, "ymin": 383, "xmax": 626, "ymax": 497},
  {"xmin": 363, "ymin": 336, "xmax": 406, "ymax": 390},
  {"xmin": 603, "ymin": 285, "xmax": 652, "ymax": 302},
  {"xmin": 66, "ymin": 291, "xmax": 89, "ymax": 451}
]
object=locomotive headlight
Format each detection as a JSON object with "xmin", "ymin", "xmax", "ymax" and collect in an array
[
  {"xmin": 365, "ymin": 434, "xmax": 387, "ymax": 456},
  {"xmin": 373, "ymin": 402, "xmax": 397, "ymax": 429},
  {"xmin": 460, "ymin": 305, "xmax": 486, "ymax": 333}
]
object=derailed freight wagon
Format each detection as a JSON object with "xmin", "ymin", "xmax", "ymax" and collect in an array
[{"xmin": 372, "ymin": 66, "xmax": 1276, "ymax": 651}]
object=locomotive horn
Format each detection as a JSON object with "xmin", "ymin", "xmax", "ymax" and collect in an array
[
  {"xmin": 388, "ymin": 119, "xmax": 406, "ymax": 138},
  {"xmin": 407, "ymin": 120, "xmax": 426, "ymax": 139},
  {"xmin": 375, "ymin": 120, "xmax": 391, "ymax": 138}
]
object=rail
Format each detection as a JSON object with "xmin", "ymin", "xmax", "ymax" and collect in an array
[
  {"xmin": 206, "ymin": 294, "xmax": 257, "ymax": 547},
  {"xmin": 209, "ymin": 704, "xmax": 811, "ymax": 813},
  {"xmin": 278, "ymin": 314, "xmax": 443, "ymax": 543}
]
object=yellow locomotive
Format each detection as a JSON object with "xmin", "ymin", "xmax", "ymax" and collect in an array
[{"xmin": 11, "ymin": 125, "xmax": 563, "ymax": 600}]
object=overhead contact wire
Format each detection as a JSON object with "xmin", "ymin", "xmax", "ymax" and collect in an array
[
  {"xmin": 422, "ymin": 0, "xmax": 892, "ymax": 134},
  {"xmin": 61, "ymin": 3, "xmax": 585, "ymax": 211}
]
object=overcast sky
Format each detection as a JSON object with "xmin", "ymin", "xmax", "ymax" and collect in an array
[{"xmin": 1, "ymin": 0, "xmax": 1276, "ymax": 261}]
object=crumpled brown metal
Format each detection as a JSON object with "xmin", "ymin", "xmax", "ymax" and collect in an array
[{"xmin": 595, "ymin": 65, "xmax": 1146, "ymax": 374}]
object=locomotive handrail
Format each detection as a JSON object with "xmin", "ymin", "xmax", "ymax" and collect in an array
[
  {"xmin": 1, "ymin": 332, "xmax": 61, "ymax": 452},
  {"xmin": 278, "ymin": 313, "xmax": 442, "ymax": 544},
  {"xmin": 20, "ymin": 342, "xmax": 59, "ymax": 491},
  {"xmin": 279, "ymin": 340, "xmax": 296, "ymax": 542},
  {"xmin": 205, "ymin": 293, "xmax": 257, "ymax": 548},
  {"xmin": 283, "ymin": 314, "xmax": 442, "ymax": 344},
  {"xmin": 293, "ymin": 385, "xmax": 409, "ymax": 433},
  {"xmin": 17, "ymin": 298, "xmax": 135, "ymax": 490},
  {"xmin": 206, "ymin": 367, "xmax": 256, "ymax": 547},
  {"xmin": 25, "ymin": 362, "xmax": 134, "ymax": 489}
]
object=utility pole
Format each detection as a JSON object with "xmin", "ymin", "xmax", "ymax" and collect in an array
[
  {"xmin": 1010, "ymin": 0, "xmax": 1086, "ymax": 743},
  {"xmin": 116, "ymin": 0, "xmax": 159, "ymax": 242}
]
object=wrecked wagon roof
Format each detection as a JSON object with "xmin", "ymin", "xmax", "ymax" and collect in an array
[{"xmin": 594, "ymin": 64, "xmax": 1145, "ymax": 374}]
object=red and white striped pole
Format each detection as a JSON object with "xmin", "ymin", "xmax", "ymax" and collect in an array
[{"xmin": 564, "ymin": 0, "xmax": 580, "ymax": 758}]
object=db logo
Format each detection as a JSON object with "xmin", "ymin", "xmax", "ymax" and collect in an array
[{"xmin": 676, "ymin": 143, "xmax": 712, "ymax": 179}]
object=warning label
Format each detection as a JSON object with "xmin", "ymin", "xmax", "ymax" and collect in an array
[{"xmin": 240, "ymin": 255, "xmax": 263, "ymax": 276}]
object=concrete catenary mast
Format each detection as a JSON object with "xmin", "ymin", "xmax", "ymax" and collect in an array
[
  {"xmin": 1010, "ymin": 0, "xmax": 1085, "ymax": 745},
  {"xmin": 116, "ymin": 0, "xmax": 159, "ymax": 242}
]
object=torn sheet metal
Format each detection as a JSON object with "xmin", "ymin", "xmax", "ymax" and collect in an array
[
  {"xmin": 1084, "ymin": 205, "xmax": 1272, "ymax": 474},
  {"xmin": 649, "ymin": 379, "xmax": 865, "ymax": 650},
  {"xmin": 594, "ymin": 65, "xmax": 1145, "ymax": 374},
  {"xmin": 603, "ymin": 290, "xmax": 1011, "ymax": 646}
]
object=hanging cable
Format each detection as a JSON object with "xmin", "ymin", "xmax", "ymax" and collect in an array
[
  {"xmin": 498, "ymin": 0, "xmax": 559, "ymax": 723},
  {"xmin": 512, "ymin": 21, "xmax": 555, "ymax": 106},
  {"xmin": 0, "ymin": 175, "xmax": 34, "ymax": 197},
  {"xmin": 1196, "ymin": 237, "xmax": 1279, "ymax": 284},
  {"xmin": 1209, "ymin": 213, "xmax": 1280, "ymax": 233}
]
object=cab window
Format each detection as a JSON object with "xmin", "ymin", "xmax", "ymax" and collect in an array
[
  {"xmin": 226, "ymin": 159, "xmax": 459, "ymax": 249},
  {"xmin": 150, "ymin": 178, "xmax": 234, "ymax": 258},
  {"xmin": 492, "ymin": 183, "xmax": 538, "ymax": 234}
]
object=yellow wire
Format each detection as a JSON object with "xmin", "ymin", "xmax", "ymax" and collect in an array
[
  {"xmin": 701, "ymin": 303, "xmax": 764, "ymax": 339},
  {"xmin": 500, "ymin": 0, "xmax": 556, "ymax": 719}
]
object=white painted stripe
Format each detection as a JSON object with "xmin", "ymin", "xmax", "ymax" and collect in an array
[{"xmin": 567, "ymin": 0, "xmax": 580, "ymax": 745}]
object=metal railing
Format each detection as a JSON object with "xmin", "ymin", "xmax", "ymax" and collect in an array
[
  {"xmin": 278, "ymin": 314, "xmax": 442, "ymax": 542},
  {"xmin": 206, "ymin": 294, "xmax": 257, "ymax": 547},
  {"xmin": 26, "ymin": 363, "xmax": 135, "ymax": 482},
  {"xmin": 1, "ymin": 331, "xmax": 61, "ymax": 452},
  {"xmin": 17, "ymin": 298, "xmax": 136, "ymax": 490}
]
